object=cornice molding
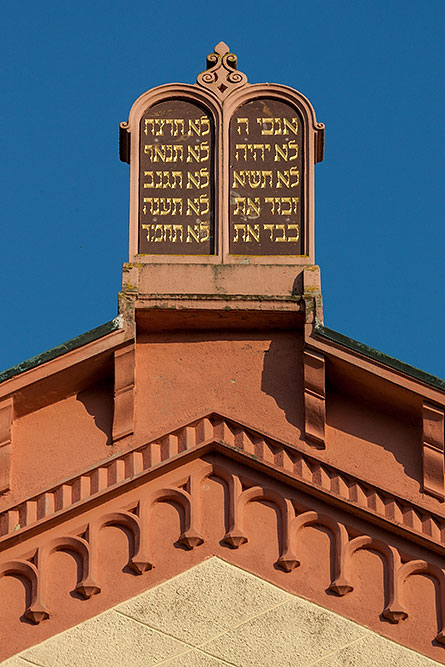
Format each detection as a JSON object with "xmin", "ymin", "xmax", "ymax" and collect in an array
[{"xmin": 1, "ymin": 413, "xmax": 444, "ymax": 555}]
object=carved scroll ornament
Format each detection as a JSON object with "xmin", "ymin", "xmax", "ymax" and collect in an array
[{"xmin": 196, "ymin": 41, "xmax": 248, "ymax": 99}]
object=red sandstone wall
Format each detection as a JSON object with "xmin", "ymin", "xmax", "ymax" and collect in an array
[{"xmin": 135, "ymin": 330, "xmax": 304, "ymax": 444}]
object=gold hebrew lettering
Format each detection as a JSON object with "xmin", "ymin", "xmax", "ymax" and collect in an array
[
  {"xmin": 233, "ymin": 197, "xmax": 246, "ymax": 216},
  {"xmin": 155, "ymin": 119, "xmax": 166, "ymax": 136},
  {"xmin": 246, "ymin": 197, "xmax": 260, "ymax": 217},
  {"xmin": 277, "ymin": 197, "xmax": 292, "ymax": 215},
  {"xmin": 287, "ymin": 224, "xmax": 299, "ymax": 242},
  {"xmin": 264, "ymin": 197, "xmax": 275, "ymax": 214},
  {"xmin": 232, "ymin": 170, "xmax": 246, "ymax": 188},
  {"xmin": 153, "ymin": 224, "xmax": 163, "ymax": 242},
  {"xmin": 275, "ymin": 224, "xmax": 286, "ymax": 242},
  {"xmin": 141, "ymin": 224, "xmax": 151, "ymax": 241},
  {"xmin": 199, "ymin": 193, "xmax": 209, "ymax": 215},
  {"xmin": 201, "ymin": 141, "xmax": 209, "ymax": 161},
  {"xmin": 262, "ymin": 171, "xmax": 273, "ymax": 187},
  {"xmin": 172, "ymin": 224, "xmax": 183, "ymax": 242},
  {"xmin": 188, "ymin": 118, "xmax": 201, "ymax": 136},
  {"xmin": 274, "ymin": 118, "xmax": 283, "ymax": 135},
  {"xmin": 276, "ymin": 167, "xmax": 300, "ymax": 188},
  {"xmin": 144, "ymin": 144, "xmax": 154, "ymax": 161},
  {"xmin": 199, "ymin": 167, "xmax": 209, "ymax": 188},
  {"xmin": 172, "ymin": 198, "xmax": 183, "ymax": 215},
  {"xmin": 187, "ymin": 170, "xmax": 200, "ymax": 189},
  {"xmin": 163, "ymin": 224, "xmax": 173, "ymax": 242},
  {"xmin": 276, "ymin": 171, "xmax": 290, "ymax": 189},
  {"xmin": 146, "ymin": 144, "xmax": 185, "ymax": 162},
  {"xmin": 263, "ymin": 196, "xmax": 300, "ymax": 215},
  {"xmin": 283, "ymin": 118, "xmax": 298, "ymax": 135},
  {"xmin": 289, "ymin": 140, "xmax": 298, "ymax": 160},
  {"xmin": 160, "ymin": 198, "xmax": 172, "ymax": 215},
  {"xmin": 144, "ymin": 119, "xmax": 155, "ymax": 136},
  {"xmin": 143, "ymin": 197, "xmax": 183, "ymax": 216},
  {"xmin": 257, "ymin": 118, "xmax": 274, "ymax": 135},
  {"xmin": 274, "ymin": 144, "xmax": 288, "ymax": 162},
  {"xmin": 143, "ymin": 171, "xmax": 155, "ymax": 188},
  {"xmin": 186, "ymin": 225, "xmax": 200, "ymax": 243},
  {"xmin": 186, "ymin": 116, "xmax": 210, "ymax": 136},
  {"xmin": 172, "ymin": 171, "xmax": 182, "ymax": 188},
  {"xmin": 246, "ymin": 224, "xmax": 260, "ymax": 242},
  {"xmin": 173, "ymin": 119, "xmax": 184, "ymax": 136},
  {"xmin": 233, "ymin": 223, "xmax": 246, "ymax": 242},
  {"xmin": 199, "ymin": 221, "xmax": 210, "ymax": 242},
  {"xmin": 290, "ymin": 166, "xmax": 299, "ymax": 187},
  {"xmin": 143, "ymin": 171, "xmax": 182, "ymax": 189},
  {"xmin": 164, "ymin": 145, "xmax": 174, "ymax": 162},
  {"xmin": 164, "ymin": 119, "xmax": 174, "ymax": 136},
  {"xmin": 186, "ymin": 167, "xmax": 210, "ymax": 189},
  {"xmin": 291, "ymin": 197, "xmax": 299, "ymax": 213},
  {"xmin": 252, "ymin": 144, "xmax": 271, "ymax": 161},
  {"xmin": 248, "ymin": 171, "xmax": 262, "ymax": 188},
  {"xmin": 186, "ymin": 194, "xmax": 209, "ymax": 216},
  {"xmin": 263, "ymin": 224, "xmax": 274, "ymax": 241},
  {"xmin": 186, "ymin": 197, "xmax": 199, "ymax": 216},
  {"xmin": 235, "ymin": 144, "xmax": 248, "ymax": 160},
  {"xmin": 154, "ymin": 145, "xmax": 167, "ymax": 162},
  {"xmin": 143, "ymin": 197, "xmax": 158, "ymax": 215},
  {"xmin": 186, "ymin": 142, "xmax": 209, "ymax": 163},
  {"xmin": 237, "ymin": 118, "xmax": 249, "ymax": 135},
  {"xmin": 200, "ymin": 116, "xmax": 210, "ymax": 136}
]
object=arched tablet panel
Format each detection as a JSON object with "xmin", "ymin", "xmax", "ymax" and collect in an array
[
  {"xmin": 121, "ymin": 84, "xmax": 221, "ymax": 261},
  {"xmin": 139, "ymin": 99, "xmax": 215, "ymax": 255},
  {"xmin": 229, "ymin": 98, "xmax": 304, "ymax": 256}
]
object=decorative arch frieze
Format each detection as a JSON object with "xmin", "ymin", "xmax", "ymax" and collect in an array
[{"xmin": 1, "ymin": 450, "xmax": 445, "ymax": 652}]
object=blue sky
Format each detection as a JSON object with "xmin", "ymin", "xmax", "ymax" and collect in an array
[{"xmin": 1, "ymin": 1, "xmax": 444, "ymax": 378}]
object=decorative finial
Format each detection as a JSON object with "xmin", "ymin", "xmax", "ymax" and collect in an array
[{"xmin": 197, "ymin": 42, "xmax": 248, "ymax": 99}]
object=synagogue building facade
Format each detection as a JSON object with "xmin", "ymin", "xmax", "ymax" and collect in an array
[{"xmin": 0, "ymin": 44, "xmax": 444, "ymax": 665}]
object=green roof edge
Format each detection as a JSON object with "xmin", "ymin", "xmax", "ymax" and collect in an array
[
  {"xmin": 0, "ymin": 318, "xmax": 122, "ymax": 386},
  {"xmin": 314, "ymin": 324, "xmax": 445, "ymax": 392}
]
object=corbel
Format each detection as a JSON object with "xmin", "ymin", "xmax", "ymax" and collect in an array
[
  {"xmin": 0, "ymin": 396, "xmax": 14, "ymax": 492},
  {"xmin": 303, "ymin": 349, "xmax": 326, "ymax": 448},
  {"xmin": 422, "ymin": 401, "xmax": 445, "ymax": 500},
  {"xmin": 112, "ymin": 343, "xmax": 135, "ymax": 441}
]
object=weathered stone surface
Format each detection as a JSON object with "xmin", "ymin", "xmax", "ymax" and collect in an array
[
  {"xmin": 202, "ymin": 596, "xmax": 366, "ymax": 666},
  {"xmin": 314, "ymin": 631, "xmax": 441, "ymax": 667},
  {"xmin": 21, "ymin": 609, "xmax": 186, "ymax": 667},
  {"xmin": 161, "ymin": 650, "xmax": 232, "ymax": 666},
  {"xmin": 116, "ymin": 556, "xmax": 287, "ymax": 645}
]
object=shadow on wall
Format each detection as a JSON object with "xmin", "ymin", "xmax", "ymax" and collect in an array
[
  {"xmin": 326, "ymin": 390, "xmax": 423, "ymax": 490},
  {"xmin": 76, "ymin": 380, "xmax": 114, "ymax": 446},
  {"xmin": 261, "ymin": 334, "xmax": 303, "ymax": 431}
]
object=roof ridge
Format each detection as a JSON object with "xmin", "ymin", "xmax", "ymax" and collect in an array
[
  {"xmin": 0, "ymin": 318, "xmax": 123, "ymax": 386},
  {"xmin": 314, "ymin": 324, "xmax": 445, "ymax": 391}
]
